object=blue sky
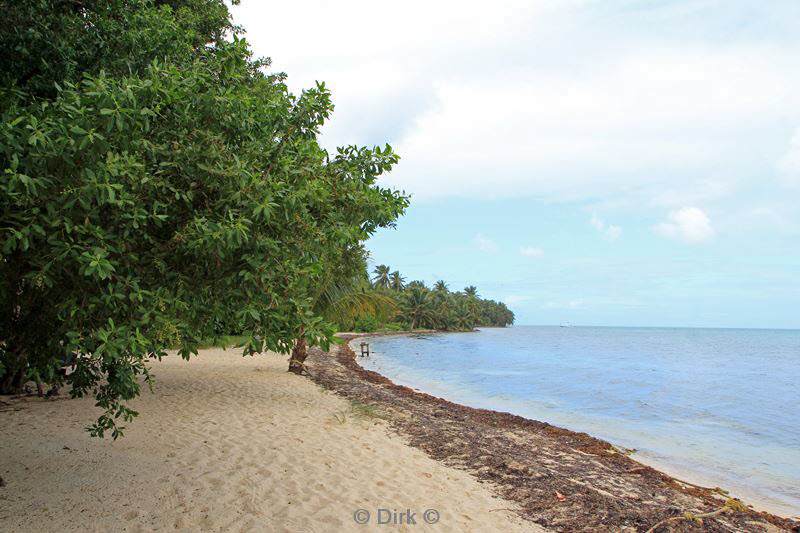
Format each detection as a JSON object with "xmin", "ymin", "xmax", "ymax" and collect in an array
[{"xmin": 233, "ymin": 1, "xmax": 800, "ymax": 328}]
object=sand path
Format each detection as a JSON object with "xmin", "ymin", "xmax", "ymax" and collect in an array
[{"xmin": 0, "ymin": 348, "xmax": 543, "ymax": 532}]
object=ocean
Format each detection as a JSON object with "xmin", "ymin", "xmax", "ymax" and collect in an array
[{"xmin": 360, "ymin": 326, "xmax": 800, "ymax": 516}]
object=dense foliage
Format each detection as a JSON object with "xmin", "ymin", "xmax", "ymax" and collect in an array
[
  {"xmin": 0, "ymin": 0, "xmax": 408, "ymax": 436},
  {"xmin": 339, "ymin": 264, "xmax": 514, "ymax": 332}
]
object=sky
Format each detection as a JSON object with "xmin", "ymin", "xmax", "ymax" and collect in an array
[{"xmin": 232, "ymin": 0, "xmax": 800, "ymax": 328}]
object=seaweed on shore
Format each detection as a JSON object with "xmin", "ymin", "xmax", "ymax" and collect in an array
[{"xmin": 306, "ymin": 334, "xmax": 800, "ymax": 533}]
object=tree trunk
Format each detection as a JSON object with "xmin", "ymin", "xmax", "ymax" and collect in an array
[
  {"xmin": 0, "ymin": 346, "xmax": 27, "ymax": 395},
  {"xmin": 288, "ymin": 336, "xmax": 308, "ymax": 375},
  {"xmin": 0, "ymin": 368, "xmax": 26, "ymax": 394},
  {"xmin": 0, "ymin": 343, "xmax": 28, "ymax": 394}
]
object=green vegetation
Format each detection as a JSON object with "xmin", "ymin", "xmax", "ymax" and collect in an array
[
  {"xmin": 194, "ymin": 335, "xmax": 250, "ymax": 350},
  {"xmin": 333, "ymin": 264, "xmax": 515, "ymax": 332},
  {"xmin": 332, "ymin": 399, "xmax": 390, "ymax": 424},
  {"xmin": 348, "ymin": 399, "xmax": 389, "ymax": 421},
  {"xmin": 0, "ymin": 0, "xmax": 408, "ymax": 437}
]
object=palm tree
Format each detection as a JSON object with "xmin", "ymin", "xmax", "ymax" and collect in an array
[
  {"xmin": 464, "ymin": 285, "xmax": 478, "ymax": 298},
  {"xmin": 406, "ymin": 280, "xmax": 427, "ymax": 290},
  {"xmin": 318, "ymin": 280, "xmax": 397, "ymax": 328},
  {"xmin": 452, "ymin": 300, "xmax": 475, "ymax": 330},
  {"xmin": 289, "ymin": 265, "xmax": 397, "ymax": 374},
  {"xmin": 390, "ymin": 271, "xmax": 406, "ymax": 291},
  {"xmin": 400, "ymin": 287, "xmax": 435, "ymax": 330},
  {"xmin": 434, "ymin": 280, "xmax": 449, "ymax": 292},
  {"xmin": 429, "ymin": 288, "xmax": 450, "ymax": 329},
  {"xmin": 372, "ymin": 264, "xmax": 391, "ymax": 289},
  {"xmin": 288, "ymin": 277, "xmax": 398, "ymax": 374}
]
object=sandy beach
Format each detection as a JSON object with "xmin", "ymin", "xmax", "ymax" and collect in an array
[{"xmin": 0, "ymin": 347, "xmax": 540, "ymax": 533}]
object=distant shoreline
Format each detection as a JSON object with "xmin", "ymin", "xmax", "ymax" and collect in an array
[{"xmin": 307, "ymin": 332, "xmax": 799, "ymax": 531}]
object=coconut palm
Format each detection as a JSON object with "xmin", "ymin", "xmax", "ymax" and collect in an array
[
  {"xmin": 289, "ymin": 253, "xmax": 397, "ymax": 374},
  {"xmin": 429, "ymin": 288, "xmax": 450, "ymax": 329},
  {"xmin": 464, "ymin": 285, "xmax": 478, "ymax": 298},
  {"xmin": 288, "ymin": 276, "xmax": 397, "ymax": 374},
  {"xmin": 400, "ymin": 287, "xmax": 435, "ymax": 330},
  {"xmin": 390, "ymin": 271, "xmax": 406, "ymax": 291},
  {"xmin": 372, "ymin": 264, "xmax": 391, "ymax": 289},
  {"xmin": 452, "ymin": 300, "xmax": 475, "ymax": 330},
  {"xmin": 434, "ymin": 280, "xmax": 449, "ymax": 292},
  {"xmin": 319, "ymin": 281, "xmax": 397, "ymax": 327}
]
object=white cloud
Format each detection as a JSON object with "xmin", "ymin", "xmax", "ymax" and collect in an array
[
  {"xmin": 738, "ymin": 206, "xmax": 799, "ymax": 234},
  {"xmin": 375, "ymin": 44, "xmax": 800, "ymax": 204},
  {"xmin": 606, "ymin": 226, "xmax": 623, "ymax": 240},
  {"xmin": 542, "ymin": 299, "xmax": 586, "ymax": 310},
  {"xmin": 655, "ymin": 207, "xmax": 716, "ymax": 243},
  {"xmin": 777, "ymin": 127, "xmax": 800, "ymax": 188},
  {"xmin": 644, "ymin": 178, "xmax": 733, "ymax": 209},
  {"xmin": 233, "ymin": 1, "xmax": 800, "ymax": 231},
  {"xmin": 520, "ymin": 246, "xmax": 544, "ymax": 257},
  {"xmin": 590, "ymin": 214, "xmax": 622, "ymax": 240},
  {"xmin": 504, "ymin": 295, "xmax": 531, "ymax": 306},
  {"xmin": 473, "ymin": 233, "xmax": 497, "ymax": 253}
]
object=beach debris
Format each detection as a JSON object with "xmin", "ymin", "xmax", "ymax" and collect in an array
[
  {"xmin": 609, "ymin": 445, "xmax": 637, "ymax": 456},
  {"xmin": 555, "ymin": 491, "xmax": 567, "ymax": 502},
  {"xmin": 309, "ymin": 338, "xmax": 800, "ymax": 533},
  {"xmin": 644, "ymin": 498, "xmax": 748, "ymax": 533},
  {"xmin": 0, "ymin": 475, "xmax": 5, "ymax": 487}
]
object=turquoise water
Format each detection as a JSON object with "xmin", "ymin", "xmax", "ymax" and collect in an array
[{"xmin": 361, "ymin": 326, "xmax": 800, "ymax": 516}]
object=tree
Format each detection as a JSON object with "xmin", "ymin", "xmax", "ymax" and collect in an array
[
  {"xmin": 389, "ymin": 271, "xmax": 405, "ymax": 291},
  {"xmin": 372, "ymin": 264, "xmax": 391, "ymax": 289},
  {"xmin": 0, "ymin": 0, "xmax": 408, "ymax": 437},
  {"xmin": 287, "ymin": 248, "xmax": 396, "ymax": 373},
  {"xmin": 400, "ymin": 287, "xmax": 434, "ymax": 330},
  {"xmin": 451, "ymin": 300, "xmax": 475, "ymax": 330},
  {"xmin": 474, "ymin": 298, "xmax": 514, "ymax": 327},
  {"xmin": 327, "ymin": 259, "xmax": 515, "ymax": 331}
]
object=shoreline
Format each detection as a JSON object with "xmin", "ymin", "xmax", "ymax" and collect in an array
[
  {"xmin": 354, "ymin": 331, "xmax": 798, "ymax": 519},
  {"xmin": 306, "ymin": 332, "xmax": 799, "ymax": 531}
]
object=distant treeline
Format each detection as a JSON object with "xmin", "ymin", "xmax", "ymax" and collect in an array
[{"xmin": 340, "ymin": 264, "xmax": 515, "ymax": 332}]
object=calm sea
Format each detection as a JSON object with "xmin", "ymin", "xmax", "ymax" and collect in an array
[{"xmin": 360, "ymin": 326, "xmax": 800, "ymax": 516}]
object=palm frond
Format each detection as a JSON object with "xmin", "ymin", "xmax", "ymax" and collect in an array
[{"xmin": 319, "ymin": 283, "xmax": 398, "ymax": 325}]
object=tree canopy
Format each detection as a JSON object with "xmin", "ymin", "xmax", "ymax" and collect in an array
[
  {"xmin": 336, "ymin": 265, "xmax": 515, "ymax": 332},
  {"xmin": 0, "ymin": 0, "xmax": 408, "ymax": 436}
]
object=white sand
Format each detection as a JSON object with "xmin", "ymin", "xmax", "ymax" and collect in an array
[{"xmin": 0, "ymin": 348, "xmax": 545, "ymax": 532}]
